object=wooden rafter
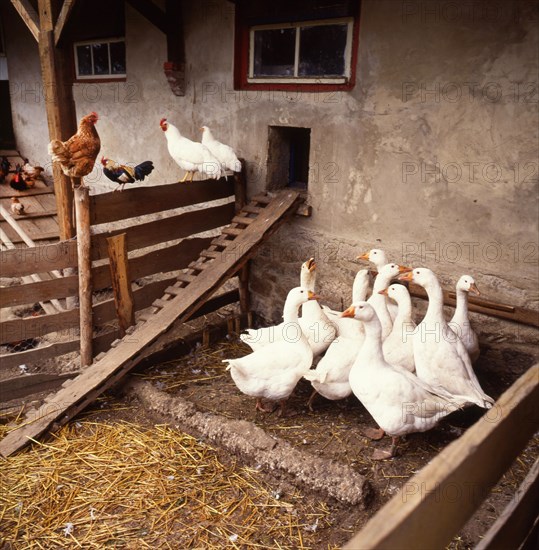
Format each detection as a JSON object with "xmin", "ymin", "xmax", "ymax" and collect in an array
[
  {"xmin": 9, "ymin": 0, "xmax": 40, "ymax": 41},
  {"xmin": 53, "ymin": 0, "xmax": 77, "ymax": 46},
  {"xmin": 125, "ymin": 0, "xmax": 166, "ymax": 33}
]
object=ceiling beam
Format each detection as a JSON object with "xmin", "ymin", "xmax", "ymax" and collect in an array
[
  {"xmin": 10, "ymin": 0, "xmax": 40, "ymax": 42},
  {"xmin": 125, "ymin": 0, "xmax": 167, "ymax": 34},
  {"xmin": 54, "ymin": 0, "xmax": 78, "ymax": 46}
]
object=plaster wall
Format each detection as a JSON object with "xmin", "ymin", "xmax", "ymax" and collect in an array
[{"xmin": 3, "ymin": 0, "xmax": 538, "ymax": 336}]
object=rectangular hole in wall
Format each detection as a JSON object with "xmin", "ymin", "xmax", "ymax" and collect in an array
[{"xmin": 267, "ymin": 126, "xmax": 311, "ymax": 191}]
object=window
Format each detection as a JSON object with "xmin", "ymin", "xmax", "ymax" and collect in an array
[
  {"xmin": 267, "ymin": 126, "xmax": 311, "ymax": 191},
  {"xmin": 250, "ymin": 20, "xmax": 353, "ymax": 83},
  {"xmin": 235, "ymin": 0, "xmax": 360, "ymax": 91},
  {"xmin": 74, "ymin": 39, "xmax": 126, "ymax": 80}
]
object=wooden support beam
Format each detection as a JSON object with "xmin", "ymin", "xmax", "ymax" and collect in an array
[
  {"xmin": 74, "ymin": 186, "xmax": 92, "ymax": 366},
  {"xmin": 37, "ymin": 0, "xmax": 77, "ymax": 240},
  {"xmin": 106, "ymin": 233, "xmax": 135, "ymax": 337},
  {"xmin": 10, "ymin": 0, "xmax": 40, "ymax": 41},
  {"xmin": 343, "ymin": 364, "xmax": 539, "ymax": 550},
  {"xmin": 125, "ymin": 0, "xmax": 166, "ymax": 33},
  {"xmin": 53, "ymin": 0, "xmax": 77, "ymax": 46}
]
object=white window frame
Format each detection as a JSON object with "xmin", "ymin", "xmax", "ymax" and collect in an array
[
  {"xmin": 248, "ymin": 18, "xmax": 353, "ymax": 84},
  {"xmin": 74, "ymin": 38, "xmax": 126, "ymax": 80}
]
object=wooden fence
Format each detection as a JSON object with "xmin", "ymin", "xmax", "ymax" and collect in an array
[{"xmin": 0, "ymin": 176, "xmax": 243, "ymax": 370}]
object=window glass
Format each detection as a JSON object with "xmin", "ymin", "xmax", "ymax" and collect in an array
[
  {"xmin": 253, "ymin": 28, "xmax": 296, "ymax": 77},
  {"xmin": 298, "ymin": 24, "xmax": 347, "ymax": 77},
  {"xmin": 110, "ymin": 41, "xmax": 126, "ymax": 74},
  {"xmin": 92, "ymin": 43, "xmax": 110, "ymax": 75},
  {"xmin": 76, "ymin": 44, "xmax": 92, "ymax": 76}
]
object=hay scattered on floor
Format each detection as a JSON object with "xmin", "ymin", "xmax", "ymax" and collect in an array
[{"xmin": 0, "ymin": 421, "xmax": 334, "ymax": 549}]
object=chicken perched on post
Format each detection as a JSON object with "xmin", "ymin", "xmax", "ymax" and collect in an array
[
  {"xmin": 160, "ymin": 118, "xmax": 222, "ymax": 183},
  {"xmin": 200, "ymin": 126, "xmax": 242, "ymax": 174},
  {"xmin": 0, "ymin": 156, "xmax": 10, "ymax": 183},
  {"xmin": 101, "ymin": 157, "xmax": 155, "ymax": 192},
  {"xmin": 48, "ymin": 112, "xmax": 101, "ymax": 188},
  {"xmin": 10, "ymin": 197, "xmax": 25, "ymax": 216}
]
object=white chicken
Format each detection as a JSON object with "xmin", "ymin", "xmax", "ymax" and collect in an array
[
  {"xmin": 160, "ymin": 118, "xmax": 223, "ymax": 183},
  {"xmin": 200, "ymin": 126, "xmax": 242, "ymax": 173}
]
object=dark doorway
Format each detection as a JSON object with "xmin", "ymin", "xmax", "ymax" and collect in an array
[
  {"xmin": 267, "ymin": 126, "xmax": 311, "ymax": 190},
  {"xmin": 0, "ymin": 22, "xmax": 15, "ymax": 149}
]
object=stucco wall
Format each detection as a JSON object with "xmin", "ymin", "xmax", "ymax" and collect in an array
[{"xmin": 3, "ymin": 0, "xmax": 538, "ymax": 340}]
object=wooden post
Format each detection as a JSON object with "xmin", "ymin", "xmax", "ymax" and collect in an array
[
  {"xmin": 74, "ymin": 186, "xmax": 92, "ymax": 366},
  {"xmin": 234, "ymin": 159, "xmax": 250, "ymax": 317},
  {"xmin": 106, "ymin": 233, "xmax": 135, "ymax": 337},
  {"xmin": 37, "ymin": 0, "xmax": 78, "ymax": 239}
]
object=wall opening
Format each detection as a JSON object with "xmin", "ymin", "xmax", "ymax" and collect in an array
[{"xmin": 267, "ymin": 126, "xmax": 311, "ymax": 190}]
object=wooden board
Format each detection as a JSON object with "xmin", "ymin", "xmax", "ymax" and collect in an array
[
  {"xmin": 0, "ymin": 190, "xmax": 301, "ymax": 456},
  {"xmin": 90, "ymin": 202, "xmax": 235, "ymax": 260},
  {"xmin": 90, "ymin": 178, "xmax": 235, "ymax": 225},
  {"xmin": 343, "ymin": 364, "xmax": 539, "ymax": 550},
  {"xmin": 0, "ymin": 240, "xmax": 77, "ymax": 278},
  {"xmin": 0, "ymin": 372, "xmax": 79, "ymax": 402}
]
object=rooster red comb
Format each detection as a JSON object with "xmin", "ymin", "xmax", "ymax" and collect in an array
[
  {"xmin": 160, "ymin": 118, "xmax": 168, "ymax": 130},
  {"xmin": 100, "ymin": 156, "xmax": 107, "ymax": 165}
]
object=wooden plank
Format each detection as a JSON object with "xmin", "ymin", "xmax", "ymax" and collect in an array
[
  {"xmin": 0, "ymin": 190, "xmax": 301, "ymax": 456},
  {"xmin": 1, "ymin": 210, "xmax": 57, "ymax": 220},
  {"xmin": 90, "ymin": 179, "xmax": 235, "ymax": 225},
  {"xmin": 53, "ymin": 0, "xmax": 77, "ymax": 45},
  {"xmin": 0, "ymin": 309, "xmax": 79, "ymax": 345},
  {"xmin": 343, "ymin": 364, "xmax": 539, "ymax": 550},
  {"xmin": 9, "ymin": 0, "xmax": 40, "ymax": 41},
  {"xmin": 90, "ymin": 202, "xmax": 235, "ymax": 260},
  {"xmin": 0, "ymin": 329, "xmax": 120, "ymax": 370},
  {"xmin": 0, "ymin": 372, "xmax": 79, "ymax": 402},
  {"xmin": 106, "ymin": 233, "xmax": 135, "ymax": 336},
  {"xmin": 476, "ymin": 458, "xmax": 539, "ymax": 550},
  {"xmin": 0, "ymin": 229, "xmax": 59, "ymax": 244},
  {"xmin": 0, "ymin": 276, "xmax": 77, "ymax": 308}
]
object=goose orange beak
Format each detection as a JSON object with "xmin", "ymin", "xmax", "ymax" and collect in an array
[
  {"xmin": 469, "ymin": 283, "xmax": 480, "ymax": 295},
  {"xmin": 399, "ymin": 271, "xmax": 414, "ymax": 282},
  {"xmin": 357, "ymin": 252, "xmax": 370, "ymax": 261},
  {"xmin": 398, "ymin": 265, "xmax": 412, "ymax": 273},
  {"xmin": 307, "ymin": 290, "xmax": 320, "ymax": 300},
  {"xmin": 378, "ymin": 288, "xmax": 389, "ymax": 296},
  {"xmin": 341, "ymin": 305, "xmax": 356, "ymax": 318}
]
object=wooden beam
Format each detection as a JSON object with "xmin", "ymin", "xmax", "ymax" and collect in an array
[
  {"xmin": 106, "ymin": 233, "xmax": 135, "ymax": 337},
  {"xmin": 37, "ymin": 0, "xmax": 77, "ymax": 239},
  {"xmin": 0, "ymin": 190, "xmax": 301, "ymax": 457},
  {"xmin": 343, "ymin": 364, "xmax": 539, "ymax": 550},
  {"xmin": 0, "ymin": 372, "xmax": 79, "ymax": 402},
  {"xmin": 74, "ymin": 186, "xmax": 92, "ymax": 366},
  {"xmin": 53, "ymin": 0, "xmax": 77, "ymax": 46},
  {"xmin": 10, "ymin": 0, "xmax": 40, "ymax": 41}
]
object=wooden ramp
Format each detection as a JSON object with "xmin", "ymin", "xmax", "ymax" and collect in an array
[{"xmin": 0, "ymin": 190, "xmax": 301, "ymax": 457}]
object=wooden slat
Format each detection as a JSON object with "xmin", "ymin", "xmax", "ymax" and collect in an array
[
  {"xmin": 9, "ymin": 0, "xmax": 40, "ymax": 41},
  {"xmin": 343, "ymin": 364, "xmax": 539, "ymax": 550},
  {"xmin": 476, "ymin": 458, "xmax": 539, "ymax": 550},
  {"xmin": 0, "ymin": 372, "xmax": 79, "ymax": 402},
  {"xmin": 53, "ymin": 0, "xmax": 77, "ymax": 45},
  {"xmin": 90, "ymin": 202, "xmax": 235, "ymax": 260},
  {"xmin": 90, "ymin": 179, "xmax": 235, "ymax": 225},
  {"xmin": 222, "ymin": 227, "xmax": 243, "ymax": 236},
  {"xmin": 0, "ymin": 309, "xmax": 79, "ymax": 345},
  {"xmin": 2, "ymin": 210, "xmax": 57, "ymax": 220},
  {"xmin": 0, "ymin": 241, "xmax": 77, "ymax": 278},
  {"xmin": 232, "ymin": 215, "xmax": 254, "ymax": 225},
  {"xmin": 0, "ymin": 190, "xmax": 301, "ymax": 456},
  {"xmin": 0, "ymin": 276, "xmax": 77, "ymax": 307},
  {"xmin": 0, "ymin": 185, "xmax": 55, "ymax": 198}
]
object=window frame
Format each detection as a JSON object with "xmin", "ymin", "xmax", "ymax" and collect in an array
[
  {"xmin": 73, "ymin": 38, "xmax": 126, "ymax": 81},
  {"xmin": 248, "ymin": 18, "xmax": 354, "ymax": 84},
  {"xmin": 235, "ymin": 9, "xmax": 360, "ymax": 91}
]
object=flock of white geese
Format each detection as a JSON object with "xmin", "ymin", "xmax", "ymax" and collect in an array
[{"xmin": 223, "ymin": 249, "xmax": 494, "ymax": 459}]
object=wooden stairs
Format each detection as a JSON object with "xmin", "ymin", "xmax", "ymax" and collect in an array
[{"xmin": 0, "ymin": 190, "xmax": 302, "ymax": 457}]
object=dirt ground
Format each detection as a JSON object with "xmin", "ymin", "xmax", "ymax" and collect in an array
[{"xmin": 1, "ymin": 326, "xmax": 537, "ymax": 549}]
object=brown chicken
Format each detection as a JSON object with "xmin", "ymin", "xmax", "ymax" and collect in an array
[
  {"xmin": 48, "ymin": 112, "xmax": 101, "ymax": 187},
  {"xmin": 10, "ymin": 197, "xmax": 25, "ymax": 216},
  {"xmin": 22, "ymin": 158, "xmax": 45, "ymax": 187}
]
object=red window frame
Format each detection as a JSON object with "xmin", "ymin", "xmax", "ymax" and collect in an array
[{"xmin": 234, "ymin": 4, "xmax": 361, "ymax": 92}]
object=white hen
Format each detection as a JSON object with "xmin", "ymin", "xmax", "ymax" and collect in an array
[
  {"xmin": 200, "ymin": 126, "xmax": 242, "ymax": 173},
  {"xmin": 160, "ymin": 118, "xmax": 222, "ymax": 182}
]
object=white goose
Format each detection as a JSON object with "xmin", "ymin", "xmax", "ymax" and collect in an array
[
  {"xmin": 368, "ymin": 263, "xmax": 411, "ymax": 341},
  {"xmin": 223, "ymin": 287, "xmax": 315, "ymax": 416},
  {"xmin": 379, "ymin": 284, "xmax": 416, "ymax": 372},
  {"xmin": 358, "ymin": 248, "xmax": 398, "ymax": 321},
  {"xmin": 343, "ymin": 302, "xmax": 462, "ymax": 459},
  {"xmin": 450, "ymin": 275, "xmax": 480, "ymax": 363},
  {"xmin": 322, "ymin": 269, "xmax": 371, "ymax": 338},
  {"xmin": 399, "ymin": 268, "xmax": 493, "ymax": 409},
  {"xmin": 240, "ymin": 259, "xmax": 336, "ymax": 356}
]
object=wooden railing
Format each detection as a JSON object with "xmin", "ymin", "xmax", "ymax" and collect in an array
[{"xmin": 0, "ymin": 177, "xmax": 241, "ymax": 370}]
